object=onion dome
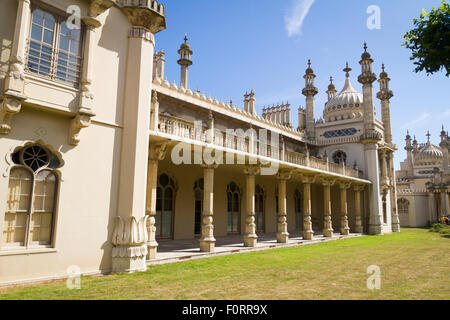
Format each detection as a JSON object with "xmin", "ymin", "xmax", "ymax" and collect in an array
[
  {"xmin": 361, "ymin": 42, "xmax": 371, "ymax": 60},
  {"xmin": 323, "ymin": 63, "xmax": 364, "ymax": 122},
  {"xmin": 414, "ymin": 132, "xmax": 443, "ymax": 165},
  {"xmin": 328, "ymin": 76, "xmax": 336, "ymax": 91},
  {"xmin": 305, "ymin": 59, "xmax": 314, "ymax": 75},
  {"xmin": 379, "ymin": 63, "xmax": 388, "ymax": 79}
]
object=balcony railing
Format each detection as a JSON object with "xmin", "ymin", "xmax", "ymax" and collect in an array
[{"xmin": 157, "ymin": 114, "xmax": 361, "ymax": 179}]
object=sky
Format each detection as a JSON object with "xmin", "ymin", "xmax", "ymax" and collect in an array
[{"xmin": 154, "ymin": 0, "xmax": 450, "ymax": 169}]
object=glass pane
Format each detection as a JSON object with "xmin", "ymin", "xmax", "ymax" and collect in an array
[
  {"xmin": 164, "ymin": 188, "xmax": 173, "ymax": 211},
  {"xmin": 43, "ymin": 29, "xmax": 53, "ymax": 45},
  {"xmin": 162, "ymin": 210, "xmax": 172, "ymax": 238},
  {"xmin": 32, "ymin": 9, "xmax": 44, "ymax": 25},
  {"xmin": 59, "ymin": 36, "xmax": 69, "ymax": 52},
  {"xmin": 70, "ymin": 40, "xmax": 79, "ymax": 54},
  {"xmin": 155, "ymin": 211, "xmax": 162, "ymax": 237},
  {"xmin": 43, "ymin": 13, "xmax": 55, "ymax": 30},
  {"xmin": 31, "ymin": 24, "xmax": 42, "ymax": 41},
  {"xmin": 227, "ymin": 212, "xmax": 232, "ymax": 232}
]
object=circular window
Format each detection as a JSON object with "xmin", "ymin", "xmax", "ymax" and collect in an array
[{"xmin": 21, "ymin": 146, "xmax": 49, "ymax": 171}]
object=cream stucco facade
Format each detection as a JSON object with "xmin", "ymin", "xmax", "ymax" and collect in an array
[
  {"xmin": 0, "ymin": 0, "xmax": 400, "ymax": 286},
  {"xmin": 396, "ymin": 130, "xmax": 450, "ymax": 227}
]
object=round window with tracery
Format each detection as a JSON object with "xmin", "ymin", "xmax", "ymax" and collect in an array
[{"xmin": 12, "ymin": 145, "xmax": 61, "ymax": 172}]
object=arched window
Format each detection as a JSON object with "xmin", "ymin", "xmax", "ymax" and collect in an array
[
  {"xmin": 332, "ymin": 150, "xmax": 347, "ymax": 165},
  {"xmin": 397, "ymin": 198, "xmax": 409, "ymax": 216},
  {"xmin": 2, "ymin": 145, "xmax": 61, "ymax": 248},
  {"xmin": 156, "ymin": 173, "xmax": 177, "ymax": 239},
  {"xmin": 193, "ymin": 178, "xmax": 204, "ymax": 236},
  {"xmin": 255, "ymin": 185, "xmax": 265, "ymax": 233},
  {"xmin": 294, "ymin": 189, "xmax": 303, "ymax": 231},
  {"xmin": 227, "ymin": 182, "xmax": 241, "ymax": 234}
]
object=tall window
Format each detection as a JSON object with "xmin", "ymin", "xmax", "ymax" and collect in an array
[
  {"xmin": 398, "ymin": 199, "xmax": 409, "ymax": 216},
  {"xmin": 2, "ymin": 145, "xmax": 61, "ymax": 249},
  {"xmin": 227, "ymin": 182, "xmax": 241, "ymax": 234},
  {"xmin": 332, "ymin": 151, "xmax": 347, "ymax": 165},
  {"xmin": 255, "ymin": 185, "xmax": 265, "ymax": 233},
  {"xmin": 194, "ymin": 178, "xmax": 204, "ymax": 236},
  {"xmin": 26, "ymin": 7, "xmax": 83, "ymax": 87},
  {"xmin": 156, "ymin": 174, "xmax": 176, "ymax": 239},
  {"xmin": 294, "ymin": 189, "xmax": 303, "ymax": 231}
]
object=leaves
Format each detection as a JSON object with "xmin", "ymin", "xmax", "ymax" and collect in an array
[{"xmin": 403, "ymin": 0, "xmax": 450, "ymax": 77}]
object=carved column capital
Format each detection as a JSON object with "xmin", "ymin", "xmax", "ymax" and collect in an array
[
  {"xmin": 300, "ymin": 173, "xmax": 316, "ymax": 185},
  {"xmin": 276, "ymin": 169, "xmax": 293, "ymax": 181},
  {"xmin": 149, "ymin": 142, "xmax": 168, "ymax": 162},
  {"xmin": 339, "ymin": 181, "xmax": 352, "ymax": 189},
  {"xmin": 69, "ymin": 113, "xmax": 91, "ymax": 146},
  {"xmin": 319, "ymin": 175, "xmax": 336, "ymax": 187},
  {"xmin": 354, "ymin": 184, "xmax": 366, "ymax": 192},
  {"xmin": 243, "ymin": 165, "xmax": 260, "ymax": 176}
]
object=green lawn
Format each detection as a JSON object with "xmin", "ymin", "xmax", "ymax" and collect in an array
[{"xmin": 1, "ymin": 228, "xmax": 449, "ymax": 300}]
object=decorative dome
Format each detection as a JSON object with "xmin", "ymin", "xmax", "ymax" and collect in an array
[
  {"xmin": 305, "ymin": 59, "xmax": 314, "ymax": 75},
  {"xmin": 324, "ymin": 75, "xmax": 364, "ymax": 122},
  {"xmin": 361, "ymin": 42, "xmax": 371, "ymax": 60},
  {"xmin": 414, "ymin": 143, "xmax": 443, "ymax": 165}
]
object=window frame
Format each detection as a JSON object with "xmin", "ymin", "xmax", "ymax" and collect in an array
[
  {"xmin": 155, "ymin": 173, "xmax": 177, "ymax": 240},
  {"xmin": 25, "ymin": 2, "xmax": 85, "ymax": 88},
  {"xmin": 1, "ymin": 145, "xmax": 61, "ymax": 251},
  {"xmin": 226, "ymin": 182, "xmax": 241, "ymax": 235}
]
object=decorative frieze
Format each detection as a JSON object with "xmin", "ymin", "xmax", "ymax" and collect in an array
[{"xmin": 129, "ymin": 26, "xmax": 155, "ymax": 44}]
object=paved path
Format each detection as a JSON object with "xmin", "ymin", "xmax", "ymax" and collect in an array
[{"xmin": 148, "ymin": 233, "xmax": 363, "ymax": 266}]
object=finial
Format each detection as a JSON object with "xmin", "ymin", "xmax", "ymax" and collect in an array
[
  {"xmin": 184, "ymin": 33, "xmax": 188, "ymax": 43},
  {"xmin": 343, "ymin": 62, "xmax": 352, "ymax": 77},
  {"xmin": 426, "ymin": 131, "xmax": 431, "ymax": 143},
  {"xmin": 308, "ymin": 59, "xmax": 311, "ymax": 68},
  {"xmin": 364, "ymin": 41, "xmax": 368, "ymax": 52},
  {"xmin": 330, "ymin": 76, "xmax": 333, "ymax": 84}
]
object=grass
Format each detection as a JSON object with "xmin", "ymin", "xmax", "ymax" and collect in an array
[{"xmin": 0, "ymin": 228, "xmax": 449, "ymax": 300}]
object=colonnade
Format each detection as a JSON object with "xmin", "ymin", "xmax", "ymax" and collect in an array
[{"xmin": 145, "ymin": 145, "xmax": 368, "ymax": 258}]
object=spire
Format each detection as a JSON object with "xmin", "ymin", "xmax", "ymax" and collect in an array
[
  {"xmin": 343, "ymin": 62, "xmax": 352, "ymax": 78},
  {"xmin": 177, "ymin": 34, "xmax": 193, "ymax": 89}
]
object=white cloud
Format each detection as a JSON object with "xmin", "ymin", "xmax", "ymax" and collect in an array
[
  {"xmin": 399, "ymin": 112, "xmax": 431, "ymax": 130},
  {"xmin": 285, "ymin": 0, "xmax": 316, "ymax": 37}
]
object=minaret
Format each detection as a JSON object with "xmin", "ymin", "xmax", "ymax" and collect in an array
[
  {"xmin": 377, "ymin": 64, "xmax": 394, "ymax": 144},
  {"xmin": 326, "ymin": 76, "xmax": 336, "ymax": 101},
  {"xmin": 248, "ymin": 89, "xmax": 256, "ymax": 115},
  {"xmin": 177, "ymin": 35, "xmax": 193, "ymax": 89},
  {"xmin": 405, "ymin": 131, "xmax": 414, "ymax": 172},
  {"xmin": 302, "ymin": 59, "xmax": 318, "ymax": 140},
  {"xmin": 358, "ymin": 42, "xmax": 379, "ymax": 141},
  {"xmin": 441, "ymin": 126, "xmax": 449, "ymax": 170},
  {"xmin": 358, "ymin": 43, "xmax": 383, "ymax": 235},
  {"xmin": 153, "ymin": 49, "xmax": 165, "ymax": 80}
]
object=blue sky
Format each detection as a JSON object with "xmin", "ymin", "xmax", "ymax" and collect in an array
[{"xmin": 155, "ymin": 0, "xmax": 450, "ymax": 169}]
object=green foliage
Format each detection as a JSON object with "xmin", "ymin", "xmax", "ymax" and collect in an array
[
  {"xmin": 430, "ymin": 223, "xmax": 448, "ymax": 232},
  {"xmin": 403, "ymin": 0, "xmax": 450, "ymax": 76}
]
